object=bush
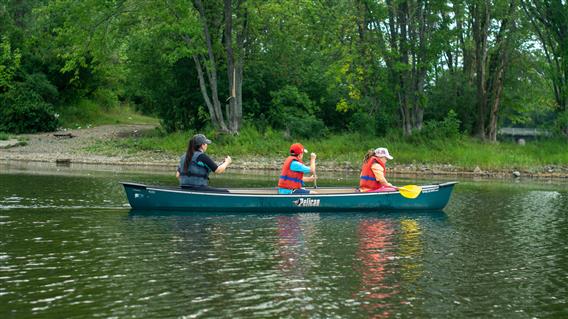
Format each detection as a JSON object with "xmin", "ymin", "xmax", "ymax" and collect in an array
[
  {"xmin": 553, "ymin": 110, "xmax": 568, "ymax": 137},
  {"xmin": 0, "ymin": 85, "xmax": 59, "ymax": 133},
  {"xmin": 409, "ymin": 109, "xmax": 462, "ymax": 143},
  {"xmin": 348, "ymin": 112, "xmax": 375, "ymax": 135},
  {"xmin": 92, "ymin": 87, "xmax": 119, "ymax": 109},
  {"xmin": 286, "ymin": 114, "xmax": 328, "ymax": 139},
  {"xmin": 268, "ymin": 85, "xmax": 327, "ymax": 138}
]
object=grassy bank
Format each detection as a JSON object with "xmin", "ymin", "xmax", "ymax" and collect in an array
[
  {"xmin": 85, "ymin": 125, "xmax": 568, "ymax": 172},
  {"xmin": 57, "ymin": 100, "xmax": 158, "ymax": 129}
]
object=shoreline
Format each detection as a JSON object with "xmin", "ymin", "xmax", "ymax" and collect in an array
[
  {"xmin": 2, "ymin": 156, "xmax": 568, "ymax": 180},
  {"xmin": 1, "ymin": 124, "xmax": 568, "ymax": 180}
]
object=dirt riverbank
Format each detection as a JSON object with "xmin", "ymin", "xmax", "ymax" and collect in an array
[{"xmin": 1, "ymin": 124, "xmax": 567, "ymax": 180}]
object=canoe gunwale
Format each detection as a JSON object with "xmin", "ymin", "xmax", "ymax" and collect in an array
[{"xmin": 120, "ymin": 181, "xmax": 457, "ymax": 198}]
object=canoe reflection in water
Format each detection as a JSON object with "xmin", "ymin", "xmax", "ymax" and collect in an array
[{"xmin": 276, "ymin": 214, "xmax": 320, "ymax": 284}]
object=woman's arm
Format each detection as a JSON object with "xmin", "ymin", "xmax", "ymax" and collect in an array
[{"xmin": 214, "ymin": 156, "xmax": 232, "ymax": 173}]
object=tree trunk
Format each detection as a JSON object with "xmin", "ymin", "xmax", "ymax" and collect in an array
[
  {"xmin": 472, "ymin": 0, "xmax": 490, "ymax": 139},
  {"xmin": 193, "ymin": 0, "xmax": 228, "ymax": 132},
  {"xmin": 192, "ymin": 55, "xmax": 226, "ymax": 131},
  {"xmin": 487, "ymin": 0, "xmax": 516, "ymax": 142},
  {"xmin": 224, "ymin": 0, "xmax": 246, "ymax": 134}
]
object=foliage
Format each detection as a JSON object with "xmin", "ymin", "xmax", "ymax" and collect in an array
[
  {"xmin": 0, "ymin": 36, "xmax": 21, "ymax": 93},
  {"xmin": 0, "ymin": 85, "xmax": 59, "ymax": 133},
  {"xmin": 268, "ymin": 85, "xmax": 327, "ymax": 138},
  {"xmin": 348, "ymin": 112, "xmax": 375, "ymax": 136},
  {"xmin": 0, "ymin": 0, "xmax": 565, "ymax": 141},
  {"xmin": 553, "ymin": 110, "xmax": 568, "ymax": 137},
  {"xmin": 408, "ymin": 110, "xmax": 462, "ymax": 143}
]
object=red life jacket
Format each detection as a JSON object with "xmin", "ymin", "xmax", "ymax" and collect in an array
[
  {"xmin": 278, "ymin": 156, "xmax": 305, "ymax": 190},
  {"xmin": 359, "ymin": 156, "xmax": 386, "ymax": 190}
]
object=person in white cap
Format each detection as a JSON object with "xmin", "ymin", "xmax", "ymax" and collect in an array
[{"xmin": 359, "ymin": 147, "xmax": 397, "ymax": 192}]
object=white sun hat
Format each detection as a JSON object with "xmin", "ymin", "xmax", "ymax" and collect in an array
[{"xmin": 374, "ymin": 147, "xmax": 393, "ymax": 160}]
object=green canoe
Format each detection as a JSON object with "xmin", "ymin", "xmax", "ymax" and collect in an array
[{"xmin": 121, "ymin": 181, "xmax": 457, "ymax": 212}]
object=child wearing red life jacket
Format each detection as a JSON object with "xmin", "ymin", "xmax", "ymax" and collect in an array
[
  {"xmin": 359, "ymin": 147, "xmax": 397, "ymax": 192},
  {"xmin": 278, "ymin": 143, "xmax": 317, "ymax": 194}
]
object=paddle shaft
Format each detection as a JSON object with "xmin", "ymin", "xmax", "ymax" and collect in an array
[
  {"xmin": 314, "ymin": 170, "xmax": 318, "ymax": 188},
  {"xmin": 312, "ymin": 153, "xmax": 317, "ymax": 188}
]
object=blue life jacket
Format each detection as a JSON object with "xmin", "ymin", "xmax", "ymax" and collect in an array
[{"xmin": 179, "ymin": 151, "xmax": 210, "ymax": 187}]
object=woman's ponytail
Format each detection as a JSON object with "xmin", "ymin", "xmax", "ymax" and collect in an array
[{"xmin": 183, "ymin": 138, "xmax": 198, "ymax": 174}]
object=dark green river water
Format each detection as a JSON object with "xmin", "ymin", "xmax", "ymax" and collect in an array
[{"xmin": 1, "ymin": 163, "xmax": 568, "ymax": 318}]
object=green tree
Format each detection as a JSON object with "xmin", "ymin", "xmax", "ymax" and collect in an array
[
  {"xmin": 522, "ymin": 0, "xmax": 568, "ymax": 135},
  {"xmin": 0, "ymin": 36, "xmax": 21, "ymax": 93}
]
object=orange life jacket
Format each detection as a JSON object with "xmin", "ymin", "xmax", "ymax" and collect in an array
[
  {"xmin": 359, "ymin": 156, "xmax": 385, "ymax": 190},
  {"xmin": 278, "ymin": 156, "xmax": 305, "ymax": 190}
]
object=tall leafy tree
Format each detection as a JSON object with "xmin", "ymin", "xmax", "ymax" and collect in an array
[
  {"xmin": 522, "ymin": 0, "xmax": 568, "ymax": 135},
  {"xmin": 471, "ymin": 0, "xmax": 519, "ymax": 141}
]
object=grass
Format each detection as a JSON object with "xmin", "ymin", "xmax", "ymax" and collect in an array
[
  {"xmin": 57, "ymin": 99, "xmax": 159, "ymax": 129},
  {"xmin": 84, "ymin": 125, "xmax": 568, "ymax": 171},
  {"xmin": 0, "ymin": 132, "xmax": 28, "ymax": 147}
]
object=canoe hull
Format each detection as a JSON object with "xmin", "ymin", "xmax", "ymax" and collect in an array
[{"xmin": 121, "ymin": 182, "xmax": 457, "ymax": 212}]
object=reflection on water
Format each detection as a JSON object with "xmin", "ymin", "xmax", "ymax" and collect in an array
[
  {"xmin": 357, "ymin": 219, "xmax": 397, "ymax": 318},
  {"xmin": 2, "ymin": 168, "xmax": 568, "ymax": 318}
]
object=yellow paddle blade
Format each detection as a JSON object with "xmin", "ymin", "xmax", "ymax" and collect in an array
[{"xmin": 398, "ymin": 185, "xmax": 422, "ymax": 199}]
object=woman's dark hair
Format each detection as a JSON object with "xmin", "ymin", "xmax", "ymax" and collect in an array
[
  {"xmin": 183, "ymin": 137, "xmax": 201, "ymax": 174},
  {"xmin": 363, "ymin": 149, "xmax": 375, "ymax": 164}
]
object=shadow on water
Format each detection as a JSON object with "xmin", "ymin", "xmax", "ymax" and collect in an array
[{"xmin": 128, "ymin": 208, "xmax": 448, "ymax": 221}]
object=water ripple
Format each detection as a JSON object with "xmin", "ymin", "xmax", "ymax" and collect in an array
[{"xmin": 1, "ymin": 180, "xmax": 568, "ymax": 318}]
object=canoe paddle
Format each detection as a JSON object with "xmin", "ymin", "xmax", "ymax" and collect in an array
[
  {"xmin": 398, "ymin": 185, "xmax": 422, "ymax": 199},
  {"xmin": 311, "ymin": 152, "xmax": 318, "ymax": 189}
]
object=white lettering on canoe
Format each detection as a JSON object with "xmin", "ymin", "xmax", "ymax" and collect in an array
[
  {"xmin": 294, "ymin": 198, "xmax": 320, "ymax": 207},
  {"xmin": 422, "ymin": 186, "xmax": 439, "ymax": 193}
]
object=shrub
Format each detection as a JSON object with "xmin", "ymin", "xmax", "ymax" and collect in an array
[
  {"xmin": 0, "ymin": 85, "xmax": 59, "ymax": 133},
  {"xmin": 409, "ymin": 109, "xmax": 462, "ymax": 143},
  {"xmin": 553, "ymin": 110, "xmax": 568, "ymax": 137},
  {"xmin": 348, "ymin": 112, "xmax": 375, "ymax": 135},
  {"xmin": 286, "ymin": 114, "xmax": 328, "ymax": 139},
  {"xmin": 92, "ymin": 87, "xmax": 119, "ymax": 109},
  {"xmin": 268, "ymin": 85, "xmax": 326, "ymax": 138}
]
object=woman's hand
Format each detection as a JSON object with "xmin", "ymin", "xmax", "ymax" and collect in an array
[{"xmin": 215, "ymin": 156, "xmax": 232, "ymax": 174}]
